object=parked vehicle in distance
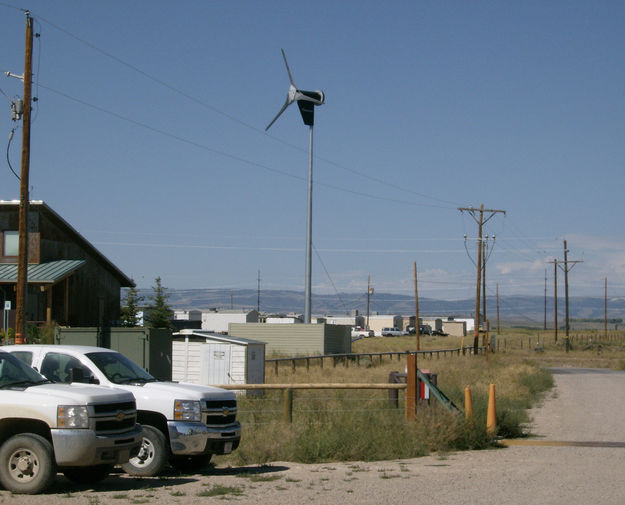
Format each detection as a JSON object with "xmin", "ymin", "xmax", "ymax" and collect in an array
[
  {"xmin": 0, "ymin": 349, "xmax": 142, "ymax": 494},
  {"xmin": 5, "ymin": 344, "xmax": 241, "ymax": 477},
  {"xmin": 431, "ymin": 329, "xmax": 449, "ymax": 336},
  {"xmin": 381, "ymin": 327, "xmax": 403, "ymax": 337},
  {"xmin": 351, "ymin": 326, "xmax": 374, "ymax": 338}
]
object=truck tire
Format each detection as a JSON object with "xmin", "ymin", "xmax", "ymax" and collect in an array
[
  {"xmin": 169, "ymin": 454, "xmax": 212, "ymax": 472},
  {"xmin": 121, "ymin": 425, "xmax": 168, "ymax": 476},
  {"xmin": 0, "ymin": 434, "xmax": 56, "ymax": 495},
  {"xmin": 62, "ymin": 464, "xmax": 113, "ymax": 484}
]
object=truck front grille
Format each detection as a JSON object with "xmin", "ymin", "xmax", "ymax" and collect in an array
[
  {"xmin": 95, "ymin": 418, "xmax": 137, "ymax": 432},
  {"xmin": 89, "ymin": 401, "xmax": 138, "ymax": 435},
  {"xmin": 202, "ymin": 399, "xmax": 237, "ymax": 426}
]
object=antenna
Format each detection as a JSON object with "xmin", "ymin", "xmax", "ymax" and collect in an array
[{"xmin": 265, "ymin": 49, "xmax": 325, "ymax": 323}]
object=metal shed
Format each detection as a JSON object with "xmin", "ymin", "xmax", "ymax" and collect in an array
[{"xmin": 171, "ymin": 330, "xmax": 265, "ymax": 390}]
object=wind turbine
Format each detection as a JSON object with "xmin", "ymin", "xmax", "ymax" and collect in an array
[{"xmin": 266, "ymin": 49, "xmax": 325, "ymax": 324}]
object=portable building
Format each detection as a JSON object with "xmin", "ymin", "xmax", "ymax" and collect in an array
[
  {"xmin": 201, "ymin": 310, "xmax": 259, "ymax": 333},
  {"xmin": 54, "ymin": 326, "xmax": 172, "ymax": 380},
  {"xmin": 366, "ymin": 315, "xmax": 403, "ymax": 336},
  {"xmin": 228, "ymin": 323, "xmax": 350, "ymax": 356},
  {"xmin": 171, "ymin": 330, "xmax": 265, "ymax": 390}
]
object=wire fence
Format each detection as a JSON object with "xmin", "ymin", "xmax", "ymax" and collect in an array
[{"xmin": 266, "ymin": 346, "xmax": 479, "ymax": 375}]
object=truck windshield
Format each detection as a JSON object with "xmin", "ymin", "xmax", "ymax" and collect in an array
[
  {"xmin": 86, "ymin": 352, "xmax": 156, "ymax": 384},
  {"xmin": 0, "ymin": 352, "xmax": 49, "ymax": 389}
]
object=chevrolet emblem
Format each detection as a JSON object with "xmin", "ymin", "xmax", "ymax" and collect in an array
[
  {"xmin": 116, "ymin": 411, "xmax": 125, "ymax": 421},
  {"xmin": 222, "ymin": 408, "xmax": 229, "ymax": 416}
]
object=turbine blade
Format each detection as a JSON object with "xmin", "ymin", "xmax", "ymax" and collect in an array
[
  {"xmin": 281, "ymin": 48, "xmax": 295, "ymax": 86},
  {"xmin": 265, "ymin": 99, "xmax": 290, "ymax": 131}
]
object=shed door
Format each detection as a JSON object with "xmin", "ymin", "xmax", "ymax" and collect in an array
[{"xmin": 200, "ymin": 343, "xmax": 231, "ymax": 385}]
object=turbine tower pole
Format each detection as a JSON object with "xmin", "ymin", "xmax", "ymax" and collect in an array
[{"xmin": 304, "ymin": 125, "xmax": 314, "ymax": 323}]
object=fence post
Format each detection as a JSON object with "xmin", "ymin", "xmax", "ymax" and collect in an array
[
  {"xmin": 284, "ymin": 388, "xmax": 293, "ymax": 423},
  {"xmin": 274, "ymin": 361, "xmax": 279, "ymax": 376},
  {"xmin": 406, "ymin": 353, "xmax": 417, "ymax": 420}
]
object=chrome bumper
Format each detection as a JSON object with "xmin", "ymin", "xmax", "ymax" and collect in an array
[
  {"xmin": 51, "ymin": 425, "xmax": 143, "ymax": 467},
  {"xmin": 167, "ymin": 421, "xmax": 241, "ymax": 455}
]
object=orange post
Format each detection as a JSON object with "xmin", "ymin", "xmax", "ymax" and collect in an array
[
  {"xmin": 464, "ymin": 386, "xmax": 473, "ymax": 420},
  {"xmin": 486, "ymin": 383, "xmax": 497, "ymax": 436}
]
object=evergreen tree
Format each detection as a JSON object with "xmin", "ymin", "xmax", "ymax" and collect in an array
[
  {"xmin": 120, "ymin": 280, "xmax": 143, "ymax": 327},
  {"xmin": 144, "ymin": 276, "xmax": 174, "ymax": 329}
]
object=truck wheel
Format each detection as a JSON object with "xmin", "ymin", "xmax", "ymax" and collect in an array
[
  {"xmin": 121, "ymin": 425, "xmax": 168, "ymax": 476},
  {"xmin": 169, "ymin": 454, "xmax": 212, "ymax": 472},
  {"xmin": 0, "ymin": 434, "xmax": 56, "ymax": 495},
  {"xmin": 62, "ymin": 464, "xmax": 113, "ymax": 483}
]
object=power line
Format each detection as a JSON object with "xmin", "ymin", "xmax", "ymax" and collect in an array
[
  {"xmin": 37, "ymin": 82, "xmax": 455, "ymax": 210},
  {"xmin": 313, "ymin": 244, "xmax": 349, "ymax": 314},
  {"xmin": 31, "ymin": 12, "xmax": 463, "ymax": 209}
]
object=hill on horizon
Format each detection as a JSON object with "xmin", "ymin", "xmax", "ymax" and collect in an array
[{"xmin": 132, "ymin": 288, "xmax": 625, "ymax": 327}]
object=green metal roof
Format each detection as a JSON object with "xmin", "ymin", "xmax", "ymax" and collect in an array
[{"xmin": 0, "ymin": 260, "xmax": 86, "ymax": 284}]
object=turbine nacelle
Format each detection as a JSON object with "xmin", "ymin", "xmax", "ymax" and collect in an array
[{"xmin": 266, "ymin": 49, "xmax": 325, "ymax": 130}]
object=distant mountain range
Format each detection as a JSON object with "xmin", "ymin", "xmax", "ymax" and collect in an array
[{"xmin": 133, "ymin": 288, "xmax": 625, "ymax": 327}]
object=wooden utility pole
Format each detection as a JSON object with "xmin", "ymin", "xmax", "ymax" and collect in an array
[
  {"xmin": 543, "ymin": 268, "xmax": 547, "ymax": 330},
  {"xmin": 562, "ymin": 240, "xmax": 582, "ymax": 351},
  {"xmin": 413, "ymin": 262, "xmax": 419, "ymax": 351},
  {"xmin": 257, "ymin": 270, "xmax": 261, "ymax": 312},
  {"xmin": 366, "ymin": 275, "xmax": 372, "ymax": 331},
  {"xmin": 496, "ymin": 283, "xmax": 500, "ymax": 334},
  {"xmin": 481, "ymin": 237, "xmax": 487, "ymax": 345},
  {"xmin": 551, "ymin": 260, "xmax": 558, "ymax": 343},
  {"xmin": 458, "ymin": 204, "xmax": 506, "ymax": 354},
  {"xmin": 15, "ymin": 12, "xmax": 34, "ymax": 345},
  {"xmin": 604, "ymin": 277, "xmax": 608, "ymax": 340},
  {"xmin": 549, "ymin": 242, "xmax": 582, "ymax": 350}
]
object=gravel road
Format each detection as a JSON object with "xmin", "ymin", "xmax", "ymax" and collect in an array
[{"xmin": 3, "ymin": 368, "xmax": 625, "ymax": 505}]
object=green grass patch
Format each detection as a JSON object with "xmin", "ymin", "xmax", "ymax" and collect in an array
[{"xmin": 196, "ymin": 485, "xmax": 244, "ymax": 497}]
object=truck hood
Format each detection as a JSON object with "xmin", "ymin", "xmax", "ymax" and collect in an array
[
  {"xmin": 122, "ymin": 381, "xmax": 236, "ymax": 401},
  {"xmin": 25, "ymin": 383, "xmax": 136, "ymax": 404}
]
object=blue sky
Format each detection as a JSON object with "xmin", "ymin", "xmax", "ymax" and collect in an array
[{"xmin": 0, "ymin": 1, "xmax": 623, "ymax": 304}]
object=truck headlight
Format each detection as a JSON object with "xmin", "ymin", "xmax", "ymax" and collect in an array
[
  {"xmin": 174, "ymin": 400, "xmax": 201, "ymax": 422},
  {"xmin": 57, "ymin": 405, "xmax": 89, "ymax": 429}
]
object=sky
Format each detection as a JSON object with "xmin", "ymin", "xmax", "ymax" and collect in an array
[{"xmin": 0, "ymin": 1, "xmax": 623, "ymax": 308}]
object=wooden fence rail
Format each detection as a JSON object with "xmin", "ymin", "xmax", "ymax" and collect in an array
[
  {"xmin": 265, "ymin": 346, "xmax": 480, "ymax": 375},
  {"xmin": 215, "ymin": 383, "xmax": 408, "ymax": 422}
]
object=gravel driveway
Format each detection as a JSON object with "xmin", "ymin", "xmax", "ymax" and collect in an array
[{"xmin": 4, "ymin": 368, "xmax": 625, "ymax": 505}]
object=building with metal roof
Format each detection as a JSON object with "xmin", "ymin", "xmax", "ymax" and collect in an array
[{"xmin": 0, "ymin": 200, "xmax": 133, "ymax": 329}]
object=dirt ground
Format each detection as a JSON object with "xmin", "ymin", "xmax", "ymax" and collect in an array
[{"xmin": 2, "ymin": 368, "xmax": 625, "ymax": 505}]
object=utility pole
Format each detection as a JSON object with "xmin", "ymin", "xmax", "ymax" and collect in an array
[
  {"xmin": 458, "ymin": 204, "xmax": 506, "ymax": 354},
  {"xmin": 496, "ymin": 283, "xmax": 500, "ymax": 334},
  {"xmin": 562, "ymin": 240, "xmax": 582, "ymax": 351},
  {"xmin": 482, "ymin": 236, "xmax": 487, "ymax": 341},
  {"xmin": 549, "ymin": 242, "xmax": 582, "ymax": 351},
  {"xmin": 543, "ymin": 268, "xmax": 547, "ymax": 330},
  {"xmin": 15, "ymin": 12, "xmax": 34, "ymax": 345},
  {"xmin": 604, "ymin": 277, "xmax": 608, "ymax": 340},
  {"xmin": 257, "ymin": 270, "xmax": 261, "ymax": 313},
  {"xmin": 366, "ymin": 275, "xmax": 373, "ymax": 331},
  {"xmin": 413, "ymin": 262, "xmax": 419, "ymax": 351},
  {"xmin": 547, "ymin": 259, "xmax": 558, "ymax": 343}
]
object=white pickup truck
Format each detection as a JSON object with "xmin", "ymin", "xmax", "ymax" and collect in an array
[
  {"xmin": 0, "ymin": 349, "xmax": 142, "ymax": 494},
  {"xmin": 5, "ymin": 344, "xmax": 241, "ymax": 476}
]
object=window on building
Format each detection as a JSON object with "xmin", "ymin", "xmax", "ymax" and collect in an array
[{"xmin": 2, "ymin": 231, "xmax": 18, "ymax": 257}]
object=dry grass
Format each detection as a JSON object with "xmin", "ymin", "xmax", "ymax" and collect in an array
[{"xmin": 214, "ymin": 329, "xmax": 624, "ymax": 466}]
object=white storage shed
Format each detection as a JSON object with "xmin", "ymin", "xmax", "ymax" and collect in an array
[{"xmin": 171, "ymin": 330, "xmax": 265, "ymax": 391}]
